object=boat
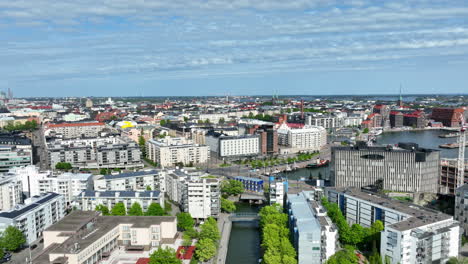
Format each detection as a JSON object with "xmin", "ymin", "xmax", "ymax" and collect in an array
[
  {"xmin": 438, "ymin": 133, "xmax": 459, "ymax": 138},
  {"xmin": 306, "ymin": 159, "xmax": 330, "ymax": 169},
  {"xmin": 439, "ymin": 143, "xmax": 468, "ymax": 149},
  {"xmin": 285, "ymin": 165, "xmax": 292, "ymax": 172}
]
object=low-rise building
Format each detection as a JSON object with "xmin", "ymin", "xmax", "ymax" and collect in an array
[
  {"xmin": 44, "ymin": 122, "xmax": 106, "ymax": 139},
  {"xmin": 35, "ymin": 211, "xmax": 177, "ymax": 264},
  {"xmin": 0, "ymin": 192, "xmax": 66, "ymax": 244},
  {"xmin": 234, "ymin": 176, "xmax": 264, "ymax": 193},
  {"xmin": 79, "ymin": 190, "xmax": 164, "ymax": 211},
  {"xmin": 268, "ymin": 177, "xmax": 286, "ymax": 206},
  {"xmin": 146, "ymin": 137, "xmax": 210, "ymax": 167},
  {"xmin": 93, "ymin": 169, "xmax": 164, "ymax": 192},
  {"xmin": 326, "ymin": 188, "xmax": 460, "ymax": 264},
  {"xmin": 287, "ymin": 191, "xmax": 338, "ymax": 264}
]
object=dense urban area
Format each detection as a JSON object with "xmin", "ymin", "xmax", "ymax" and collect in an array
[{"xmin": 0, "ymin": 92, "xmax": 467, "ymax": 264}]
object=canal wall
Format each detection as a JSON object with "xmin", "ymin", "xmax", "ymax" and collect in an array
[{"xmin": 216, "ymin": 213, "xmax": 232, "ymax": 264}]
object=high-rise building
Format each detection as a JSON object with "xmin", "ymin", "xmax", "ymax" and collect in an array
[
  {"xmin": 0, "ymin": 174, "xmax": 22, "ymax": 211},
  {"xmin": 331, "ymin": 142, "xmax": 440, "ymax": 193},
  {"xmin": 326, "ymin": 188, "xmax": 460, "ymax": 264}
]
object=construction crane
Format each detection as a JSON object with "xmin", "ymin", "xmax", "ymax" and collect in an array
[{"xmin": 456, "ymin": 108, "xmax": 467, "ymax": 189}]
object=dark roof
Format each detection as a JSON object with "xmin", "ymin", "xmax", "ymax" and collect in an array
[
  {"xmin": 103, "ymin": 170, "xmax": 158, "ymax": 180},
  {"xmin": 0, "ymin": 135, "xmax": 31, "ymax": 145},
  {"xmin": 0, "ymin": 193, "xmax": 61, "ymax": 219},
  {"xmin": 80, "ymin": 190, "xmax": 161, "ymax": 198}
]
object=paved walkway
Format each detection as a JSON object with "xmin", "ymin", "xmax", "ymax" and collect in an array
[{"xmin": 215, "ymin": 213, "xmax": 232, "ymax": 264}]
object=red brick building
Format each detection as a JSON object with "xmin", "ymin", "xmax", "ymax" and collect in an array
[{"xmin": 431, "ymin": 107, "xmax": 465, "ymax": 127}]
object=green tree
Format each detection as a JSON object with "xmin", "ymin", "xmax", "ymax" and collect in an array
[
  {"xmin": 218, "ymin": 117, "xmax": 225, "ymax": 124},
  {"xmin": 0, "ymin": 226, "xmax": 26, "ymax": 251},
  {"xmin": 326, "ymin": 246, "xmax": 359, "ymax": 264},
  {"xmin": 195, "ymin": 238, "xmax": 217, "ymax": 262},
  {"xmin": 111, "ymin": 202, "xmax": 126, "ymax": 216},
  {"xmin": 95, "ymin": 204, "xmax": 110, "ymax": 215},
  {"xmin": 363, "ymin": 128, "xmax": 369, "ymax": 134},
  {"xmin": 149, "ymin": 247, "xmax": 182, "ymax": 264},
  {"xmin": 0, "ymin": 248, "xmax": 4, "ymax": 260},
  {"xmin": 100, "ymin": 168, "xmax": 109, "ymax": 175},
  {"xmin": 128, "ymin": 202, "xmax": 143, "ymax": 216},
  {"xmin": 146, "ymin": 203, "xmax": 165, "ymax": 216},
  {"xmin": 55, "ymin": 162, "xmax": 72, "ymax": 171},
  {"xmin": 199, "ymin": 217, "xmax": 220, "ymax": 242},
  {"xmin": 221, "ymin": 198, "xmax": 236, "ymax": 213},
  {"xmin": 164, "ymin": 201, "xmax": 172, "ymax": 214},
  {"xmin": 177, "ymin": 213, "xmax": 195, "ymax": 231},
  {"xmin": 160, "ymin": 120, "xmax": 167, "ymax": 126},
  {"xmin": 204, "ymin": 119, "xmax": 210, "ymax": 124},
  {"xmin": 182, "ymin": 233, "xmax": 193, "ymax": 247},
  {"xmin": 221, "ymin": 180, "xmax": 244, "ymax": 196},
  {"xmin": 138, "ymin": 134, "xmax": 146, "ymax": 155},
  {"xmin": 146, "ymin": 185, "xmax": 152, "ymax": 191}
]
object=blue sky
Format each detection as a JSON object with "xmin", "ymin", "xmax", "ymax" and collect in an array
[{"xmin": 1, "ymin": 0, "xmax": 468, "ymax": 97}]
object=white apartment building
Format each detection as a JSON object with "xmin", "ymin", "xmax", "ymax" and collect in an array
[
  {"xmin": 93, "ymin": 169, "xmax": 164, "ymax": 192},
  {"xmin": 165, "ymin": 169, "xmax": 220, "ymax": 219},
  {"xmin": 44, "ymin": 122, "xmax": 106, "ymax": 139},
  {"xmin": 0, "ymin": 174, "xmax": 22, "ymax": 211},
  {"xmin": 326, "ymin": 188, "xmax": 460, "ymax": 264},
  {"xmin": 269, "ymin": 179, "xmax": 285, "ymax": 206},
  {"xmin": 146, "ymin": 137, "xmax": 210, "ymax": 167},
  {"xmin": 9, "ymin": 165, "xmax": 91, "ymax": 205},
  {"xmin": 0, "ymin": 192, "xmax": 66, "ymax": 244},
  {"xmin": 47, "ymin": 136, "xmax": 143, "ymax": 169},
  {"xmin": 277, "ymin": 123, "xmax": 327, "ymax": 151},
  {"xmin": 206, "ymin": 131, "xmax": 260, "ymax": 158},
  {"xmin": 37, "ymin": 211, "xmax": 177, "ymax": 264},
  {"xmin": 79, "ymin": 190, "xmax": 164, "ymax": 211},
  {"xmin": 287, "ymin": 191, "xmax": 338, "ymax": 264},
  {"xmin": 0, "ymin": 136, "xmax": 33, "ymax": 172}
]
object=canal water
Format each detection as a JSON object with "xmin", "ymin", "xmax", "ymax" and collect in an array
[{"xmin": 226, "ymin": 203, "xmax": 261, "ymax": 264}]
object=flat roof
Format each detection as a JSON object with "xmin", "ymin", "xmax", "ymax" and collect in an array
[
  {"xmin": 102, "ymin": 169, "xmax": 159, "ymax": 180},
  {"xmin": 0, "ymin": 193, "xmax": 61, "ymax": 219},
  {"xmin": 80, "ymin": 190, "xmax": 161, "ymax": 198}
]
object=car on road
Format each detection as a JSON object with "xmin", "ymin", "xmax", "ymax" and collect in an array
[{"xmin": 0, "ymin": 252, "xmax": 12, "ymax": 263}]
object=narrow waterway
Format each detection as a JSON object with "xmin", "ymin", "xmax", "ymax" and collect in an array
[{"xmin": 226, "ymin": 203, "xmax": 261, "ymax": 264}]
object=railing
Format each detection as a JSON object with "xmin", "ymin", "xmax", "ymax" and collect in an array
[{"xmin": 229, "ymin": 212, "xmax": 260, "ymax": 221}]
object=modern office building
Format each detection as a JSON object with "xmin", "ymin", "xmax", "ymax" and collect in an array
[
  {"xmin": 79, "ymin": 190, "xmax": 164, "ymax": 212},
  {"xmin": 326, "ymin": 188, "xmax": 460, "ymax": 264},
  {"xmin": 93, "ymin": 169, "xmax": 165, "ymax": 192},
  {"xmin": 44, "ymin": 122, "xmax": 106, "ymax": 139},
  {"xmin": 277, "ymin": 123, "xmax": 326, "ymax": 151},
  {"xmin": 244, "ymin": 124, "xmax": 279, "ymax": 155},
  {"xmin": 47, "ymin": 136, "xmax": 143, "ymax": 169},
  {"xmin": 146, "ymin": 137, "xmax": 209, "ymax": 167},
  {"xmin": 205, "ymin": 131, "xmax": 260, "ymax": 158},
  {"xmin": 331, "ymin": 142, "xmax": 440, "ymax": 194},
  {"xmin": 165, "ymin": 169, "xmax": 220, "ymax": 219},
  {"xmin": 35, "ymin": 211, "xmax": 177, "ymax": 264},
  {"xmin": 0, "ymin": 192, "xmax": 66, "ymax": 245},
  {"xmin": 0, "ymin": 134, "xmax": 33, "ymax": 172},
  {"xmin": 0, "ymin": 174, "xmax": 22, "ymax": 211},
  {"xmin": 287, "ymin": 191, "xmax": 338, "ymax": 264},
  {"xmin": 234, "ymin": 176, "xmax": 264, "ymax": 193}
]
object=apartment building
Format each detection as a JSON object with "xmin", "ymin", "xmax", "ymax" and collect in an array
[
  {"xmin": 36, "ymin": 211, "xmax": 177, "ymax": 264},
  {"xmin": 268, "ymin": 177, "xmax": 286, "ymax": 206},
  {"xmin": 439, "ymin": 159, "xmax": 468, "ymax": 195},
  {"xmin": 454, "ymin": 185, "xmax": 468, "ymax": 236},
  {"xmin": 44, "ymin": 122, "xmax": 106, "ymax": 139},
  {"xmin": 165, "ymin": 169, "xmax": 220, "ymax": 219},
  {"xmin": 287, "ymin": 191, "xmax": 337, "ymax": 264},
  {"xmin": 79, "ymin": 190, "xmax": 164, "ymax": 211},
  {"xmin": 243, "ymin": 124, "xmax": 279, "ymax": 155},
  {"xmin": 47, "ymin": 136, "xmax": 143, "ymax": 169},
  {"xmin": 234, "ymin": 176, "xmax": 264, "ymax": 193},
  {"xmin": 0, "ymin": 174, "xmax": 22, "ymax": 211},
  {"xmin": 277, "ymin": 123, "xmax": 327, "ymax": 151},
  {"xmin": 331, "ymin": 142, "xmax": 440, "ymax": 194},
  {"xmin": 146, "ymin": 137, "xmax": 210, "ymax": 167},
  {"xmin": 0, "ymin": 135, "xmax": 33, "ymax": 172},
  {"xmin": 0, "ymin": 192, "xmax": 66, "ymax": 244},
  {"xmin": 9, "ymin": 165, "xmax": 51, "ymax": 197},
  {"xmin": 326, "ymin": 188, "xmax": 460, "ymax": 264},
  {"xmin": 93, "ymin": 169, "xmax": 164, "ymax": 192},
  {"xmin": 205, "ymin": 131, "xmax": 260, "ymax": 158},
  {"xmin": 306, "ymin": 115, "xmax": 342, "ymax": 129}
]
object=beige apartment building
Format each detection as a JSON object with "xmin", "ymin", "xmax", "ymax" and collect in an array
[{"xmin": 36, "ymin": 211, "xmax": 177, "ymax": 264}]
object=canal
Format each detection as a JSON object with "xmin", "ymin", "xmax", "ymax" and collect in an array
[{"xmin": 226, "ymin": 203, "xmax": 261, "ymax": 264}]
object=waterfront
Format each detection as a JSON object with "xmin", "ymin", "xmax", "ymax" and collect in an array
[{"xmin": 226, "ymin": 203, "xmax": 261, "ymax": 264}]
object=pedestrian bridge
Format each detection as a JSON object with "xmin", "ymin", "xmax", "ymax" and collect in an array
[
  {"xmin": 239, "ymin": 193, "xmax": 266, "ymax": 201},
  {"xmin": 229, "ymin": 212, "xmax": 260, "ymax": 222}
]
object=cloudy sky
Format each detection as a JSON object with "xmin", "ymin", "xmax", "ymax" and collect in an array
[{"xmin": 1, "ymin": 0, "xmax": 468, "ymax": 97}]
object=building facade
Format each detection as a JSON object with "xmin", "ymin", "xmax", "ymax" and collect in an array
[
  {"xmin": 431, "ymin": 107, "xmax": 465, "ymax": 127},
  {"xmin": 206, "ymin": 131, "xmax": 260, "ymax": 158},
  {"xmin": 79, "ymin": 190, "xmax": 164, "ymax": 211},
  {"xmin": 146, "ymin": 137, "xmax": 210, "ymax": 167},
  {"xmin": 326, "ymin": 188, "xmax": 460, "ymax": 264},
  {"xmin": 0, "ymin": 174, "xmax": 22, "ymax": 211},
  {"xmin": 277, "ymin": 123, "xmax": 327, "ymax": 151},
  {"xmin": 331, "ymin": 142, "xmax": 440, "ymax": 193},
  {"xmin": 93, "ymin": 170, "xmax": 165, "ymax": 192},
  {"xmin": 0, "ymin": 135, "xmax": 32, "ymax": 172},
  {"xmin": 0, "ymin": 192, "xmax": 66, "ymax": 244},
  {"xmin": 44, "ymin": 122, "xmax": 105, "ymax": 139},
  {"xmin": 455, "ymin": 185, "xmax": 468, "ymax": 236}
]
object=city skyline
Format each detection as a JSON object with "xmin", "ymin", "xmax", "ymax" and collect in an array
[{"xmin": 1, "ymin": 0, "xmax": 468, "ymax": 96}]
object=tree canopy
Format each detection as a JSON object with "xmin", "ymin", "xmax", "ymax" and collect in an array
[
  {"xmin": 326, "ymin": 246, "xmax": 359, "ymax": 264},
  {"xmin": 221, "ymin": 198, "xmax": 236, "ymax": 213},
  {"xmin": 146, "ymin": 203, "xmax": 165, "ymax": 216},
  {"xmin": 55, "ymin": 162, "xmax": 72, "ymax": 171},
  {"xmin": 149, "ymin": 247, "xmax": 182, "ymax": 264},
  {"xmin": 128, "ymin": 202, "xmax": 143, "ymax": 216},
  {"xmin": 177, "ymin": 212, "xmax": 195, "ymax": 231},
  {"xmin": 111, "ymin": 202, "xmax": 126, "ymax": 216},
  {"xmin": 0, "ymin": 226, "xmax": 26, "ymax": 251},
  {"xmin": 95, "ymin": 204, "xmax": 110, "ymax": 215},
  {"xmin": 221, "ymin": 180, "xmax": 244, "ymax": 196}
]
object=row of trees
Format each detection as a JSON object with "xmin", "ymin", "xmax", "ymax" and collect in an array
[
  {"xmin": 259, "ymin": 204, "xmax": 297, "ymax": 264},
  {"xmin": 95, "ymin": 202, "xmax": 169, "ymax": 216},
  {"xmin": 321, "ymin": 198, "xmax": 384, "ymax": 264},
  {"xmin": 240, "ymin": 152, "xmax": 319, "ymax": 169},
  {"xmin": 0, "ymin": 226, "xmax": 26, "ymax": 259},
  {"xmin": 2, "ymin": 120, "xmax": 38, "ymax": 132},
  {"xmin": 242, "ymin": 113, "xmax": 275, "ymax": 122},
  {"xmin": 55, "ymin": 162, "xmax": 73, "ymax": 171},
  {"xmin": 221, "ymin": 197, "xmax": 236, "ymax": 213}
]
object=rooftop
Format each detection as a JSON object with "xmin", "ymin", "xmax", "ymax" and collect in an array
[
  {"xmin": 0, "ymin": 193, "xmax": 61, "ymax": 219},
  {"xmin": 102, "ymin": 169, "xmax": 159, "ymax": 180},
  {"xmin": 80, "ymin": 190, "xmax": 161, "ymax": 198}
]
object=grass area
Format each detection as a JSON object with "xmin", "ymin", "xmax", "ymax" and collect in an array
[
  {"xmin": 241, "ymin": 152, "xmax": 319, "ymax": 169},
  {"xmin": 219, "ymin": 163, "xmax": 231, "ymax": 168},
  {"xmin": 392, "ymin": 196, "xmax": 413, "ymax": 202}
]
